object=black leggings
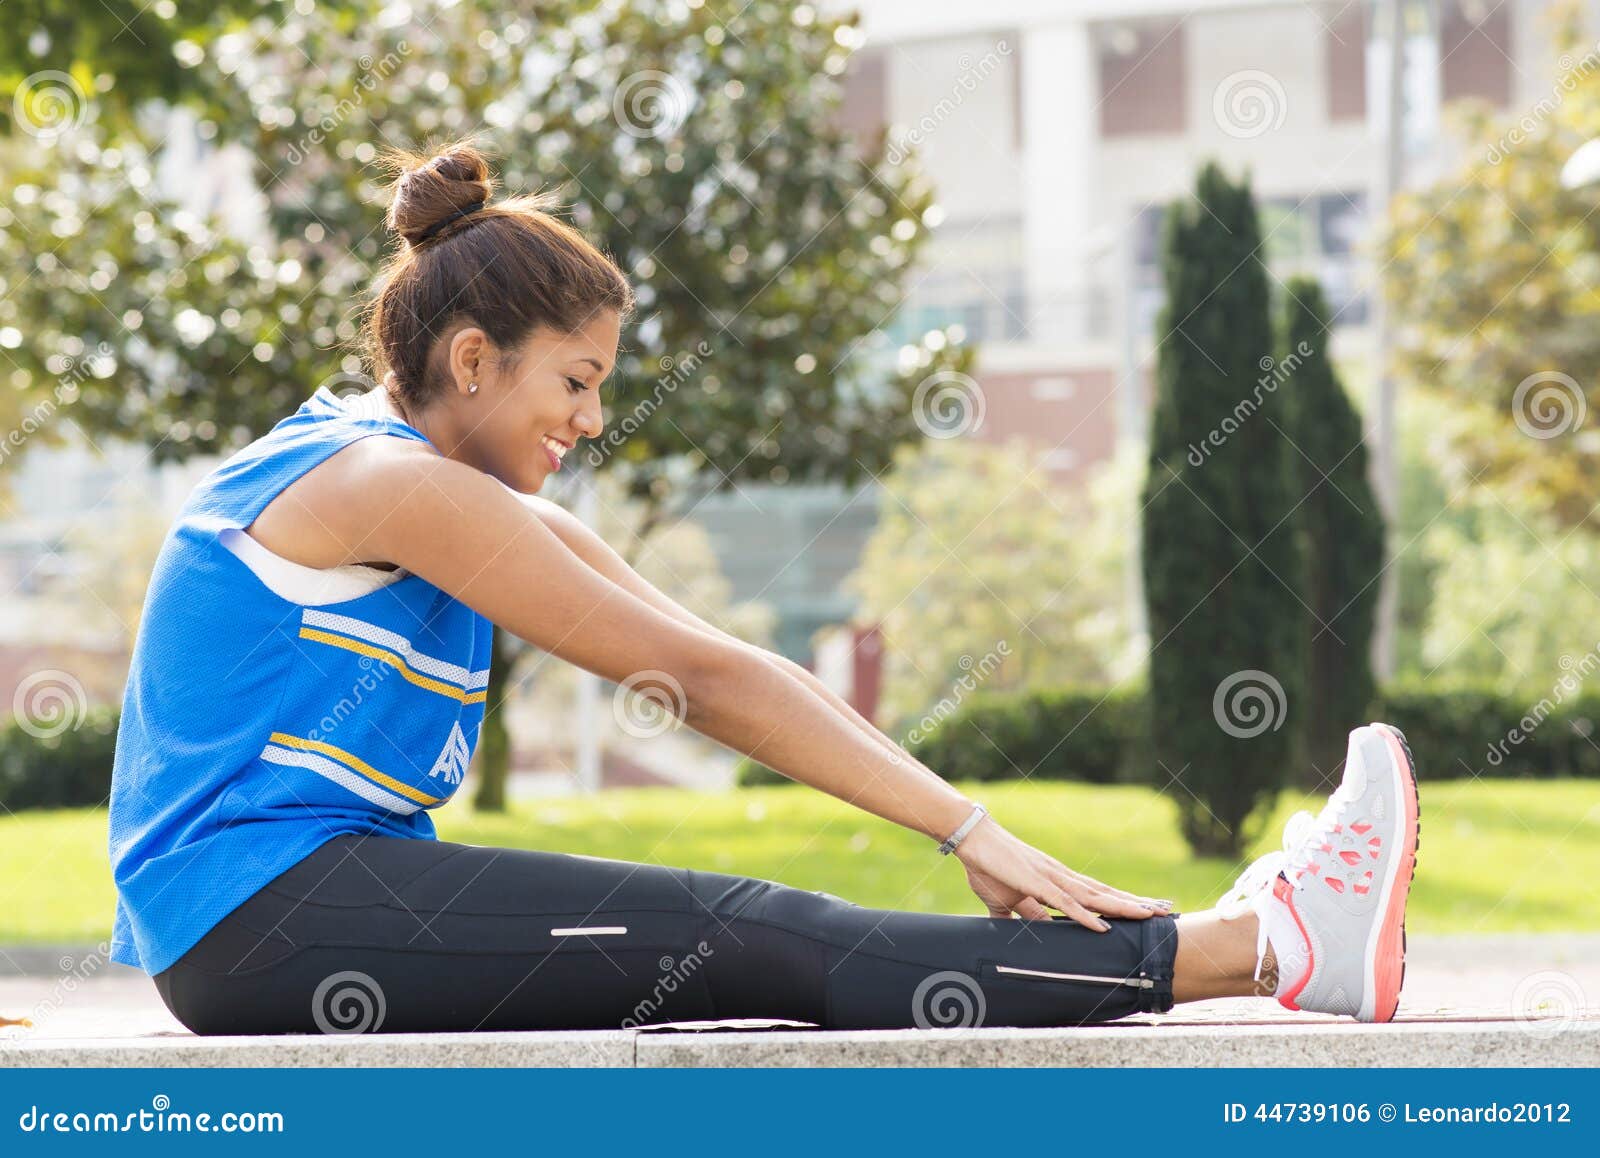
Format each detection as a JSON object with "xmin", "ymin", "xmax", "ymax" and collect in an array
[{"xmin": 152, "ymin": 833, "xmax": 1179, "ymax": 1035}]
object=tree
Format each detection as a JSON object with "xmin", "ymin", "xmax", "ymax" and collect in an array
[
  {"xmin": 847, "ymin": 437, "xmax": 1145, "ymax": 736},
  {"xmin": 1281, "ymin": 276, "xmax": 1384, "ymax": 790},
  {"xmin": 1379, "ymin": 3, "xmax": 1600, "ymax": 532},
  {"xmin": 1141, "ymin": 163, "xmax": 1307, "ymax": 858},
  {"xmin": 1, "ymin": 2, "xmax": 269, "ymax": 138},
  {"xmin": 0, "ymin": 0, "xmax": 970, "ymax": 809}
]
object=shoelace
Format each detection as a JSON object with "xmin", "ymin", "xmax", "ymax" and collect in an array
[{"xmin": 1215, "ymin": 786, "xmax": 1355, "ymax": 982}]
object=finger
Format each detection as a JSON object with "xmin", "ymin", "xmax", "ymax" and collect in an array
[
  {"xmin": 1082, "ymin": 890, "xmax": 1161, "ymax": 920},
  {"xmin": 1012, "ymin": 897, "xmax": 1051, "ymax": 921},
  {"xmin": 1038, "ymin": 867, "xmax": 1130, "ymax": 919},
  {"xmin": 1061, "ymin": 868, "xmax": 1172, "ymax": 911},
  {"xmin": 1035, "ymin": 880, "xmax": 1110, "ymax": 932}
]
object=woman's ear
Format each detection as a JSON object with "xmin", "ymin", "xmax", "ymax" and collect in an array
[{"xmin": 447, "ymin": 326, "xmax": 488, "ymax": 396}]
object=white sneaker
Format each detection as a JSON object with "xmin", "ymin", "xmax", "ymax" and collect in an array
[{"xmin": 1217, "ymin": 722, "xmax": 1421, "ymax": 1022}]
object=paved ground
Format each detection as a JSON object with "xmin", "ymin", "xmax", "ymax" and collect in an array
[{"xmin": 1, "ymin": 934, "xmax": 1595, "ymax": 1067}]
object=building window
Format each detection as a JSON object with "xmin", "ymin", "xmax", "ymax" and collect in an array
[
  {"xmin": 1440, "ymin": 0, "xmax": 1512, "ymax": 107},
  {"xmin": 1324, "ymin": 1, "xmax": 1367, "ymax": 121},
  {"xmin": 839, "ymin": 47, "xmax": 888, "ymax": 156},
  {"xmin": 1096, "ymin": 19, "xmax": 1187, "ymax": 137},
  {"xmin": 1130, "ymin": 191, "xmax": 1370, "ymax": 336}
]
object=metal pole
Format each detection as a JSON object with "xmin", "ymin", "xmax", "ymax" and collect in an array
[{"xmin": 1370, "ymin": 0, "xmax": 1406, "ymax": 680}]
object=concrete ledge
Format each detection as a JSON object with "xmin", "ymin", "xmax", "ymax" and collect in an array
[
  {"xmin": 6, "ymin": 1019, "xmax": 1596, "ymax": 1068},
  {"xmin": 635, "ymin": 1020, "xmax": 1600, "ymax": 1068},
  {"xmin": 3, "ymin": 1030, "xmax": 636, "ymax": 1068}
]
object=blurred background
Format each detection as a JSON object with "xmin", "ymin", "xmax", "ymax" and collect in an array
[{"xmin": 1, "ymin": 0, "xmax": 1598, "ymax": 943}]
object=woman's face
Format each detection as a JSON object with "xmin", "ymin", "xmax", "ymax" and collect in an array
[{"xmin": 452, "ymin": 310, "xmax": 620, "ymax": 493}]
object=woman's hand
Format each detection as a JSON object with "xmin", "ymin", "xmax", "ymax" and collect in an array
[{"xmin": 953, "ymin": 815, "xmax": 1173, "ymax": 930}]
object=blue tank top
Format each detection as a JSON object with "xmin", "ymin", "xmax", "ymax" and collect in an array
[{"xmin": 108, "ymin": 386, "xmax": 493, "ymax": 974}]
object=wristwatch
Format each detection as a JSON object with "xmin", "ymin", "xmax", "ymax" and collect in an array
[{"xmin": 936, "ymin": 802, "xmax": 988, "ymax": 855}]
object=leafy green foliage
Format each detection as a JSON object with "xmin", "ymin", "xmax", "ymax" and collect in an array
[
  {"xmin": 846, "ymin": 438, "xmax": 1144, "ymax": 736},
  {"xmin": 1379, "ymin": 5, "xmax": 1600, "ymax": 530}
]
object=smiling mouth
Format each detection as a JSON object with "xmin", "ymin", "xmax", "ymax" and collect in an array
[{"xmin": 542, "ymin": 434, "xmax": 571, "ymax": 469}]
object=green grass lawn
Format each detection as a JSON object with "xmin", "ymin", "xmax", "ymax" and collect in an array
[{"xmin": 3, "ymin": 777, "xmax": 1596, "ymax": 944}]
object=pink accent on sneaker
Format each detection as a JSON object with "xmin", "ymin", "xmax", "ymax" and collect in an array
[
  {"xmin": 1339, "ymin": 850, "xmax": 1362, "ymax": 865},
  {"xmin": 1274, "ymin": 875, "xmax": 1314, "ymax": 1011},
  {"xmin": 1326, "ymin": 876, "xmax": 1345, "ymax": 893},
  {"xmin": 1370, "ymin": 724, "xmax": 1419, "ymax": 1024},
  {"xmin": 1351, "ymin": 822, "xmax": 1373, "ymax": 835}
]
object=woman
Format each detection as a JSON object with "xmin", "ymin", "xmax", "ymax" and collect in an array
[{"xmin": 108, "ymin": 144, "xmax": 1420, "ymax": 1035}]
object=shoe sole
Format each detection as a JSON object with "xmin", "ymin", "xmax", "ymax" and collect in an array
[{"xmin": 1363, "ymin": 722, "xmax": 1420, "ymax": 1023}]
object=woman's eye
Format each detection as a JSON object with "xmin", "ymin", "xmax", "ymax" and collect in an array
[{"xmin": 566, "ymin": 376, "xmax": 588, "ymax": 394}]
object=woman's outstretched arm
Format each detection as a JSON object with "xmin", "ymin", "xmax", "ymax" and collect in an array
[
  {"xmin": 516, "ymin": 496, "xmax": 1178, "ymax": 922},
  {"xmin": 518, "ymin": 493, "xmax": 909, "ymax": 771},
  {"xmin": 322, "ymin": 441, "xmax": 1167, "ymax": 928}
]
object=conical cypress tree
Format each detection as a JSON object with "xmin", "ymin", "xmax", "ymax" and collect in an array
[
  {"xmin": 1141, "ymin": 163, "xmax": 1307, "ymax": 858},
  {"xmin": 1281, "ymin": 276, "xmax": 1384, "ymax": 791}
]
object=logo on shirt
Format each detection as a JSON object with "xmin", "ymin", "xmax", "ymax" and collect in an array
[{"xmin": 428, "ymin": 721, "xmax": 471, "ymax": 786}]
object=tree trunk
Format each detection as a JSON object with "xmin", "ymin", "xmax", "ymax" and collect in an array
[{"xmin": 472, "ymin": 626, "xmax": 516, "ymax": 812}]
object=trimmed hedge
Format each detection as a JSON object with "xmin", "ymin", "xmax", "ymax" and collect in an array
[
  {"xmin": 0, "ymin": 707, "xmax": 120, "ymax": 812},
  {"xmin": 1370, "ymin": 683, "xmax": 1600, "ymax": 781},
  {"xmin": 735, "ymin": 682, "xmax": 1600, "ymax": 787}
]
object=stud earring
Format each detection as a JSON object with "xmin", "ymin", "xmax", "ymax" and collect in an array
[{"xmin": 467, "ymin": 381, "xmax": 479, "ymax": 394}]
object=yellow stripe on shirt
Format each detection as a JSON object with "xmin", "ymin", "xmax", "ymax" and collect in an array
[
  {"xmin": 266, "ymin": 731, "xmax": 446, "ymax": 807},
  {"xmin": 298, "ymin": 627, "xmax": 489, "ymax": 704}
]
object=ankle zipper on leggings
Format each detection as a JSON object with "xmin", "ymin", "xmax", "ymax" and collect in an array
[{"xmin": 991, "ymin": 964, "xmax": 1156, "ymax": 989}]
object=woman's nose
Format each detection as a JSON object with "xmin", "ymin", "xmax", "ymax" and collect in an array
[{"xmin": 575, "ymin": 397, "xmax": 603, "ymax": 440}]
